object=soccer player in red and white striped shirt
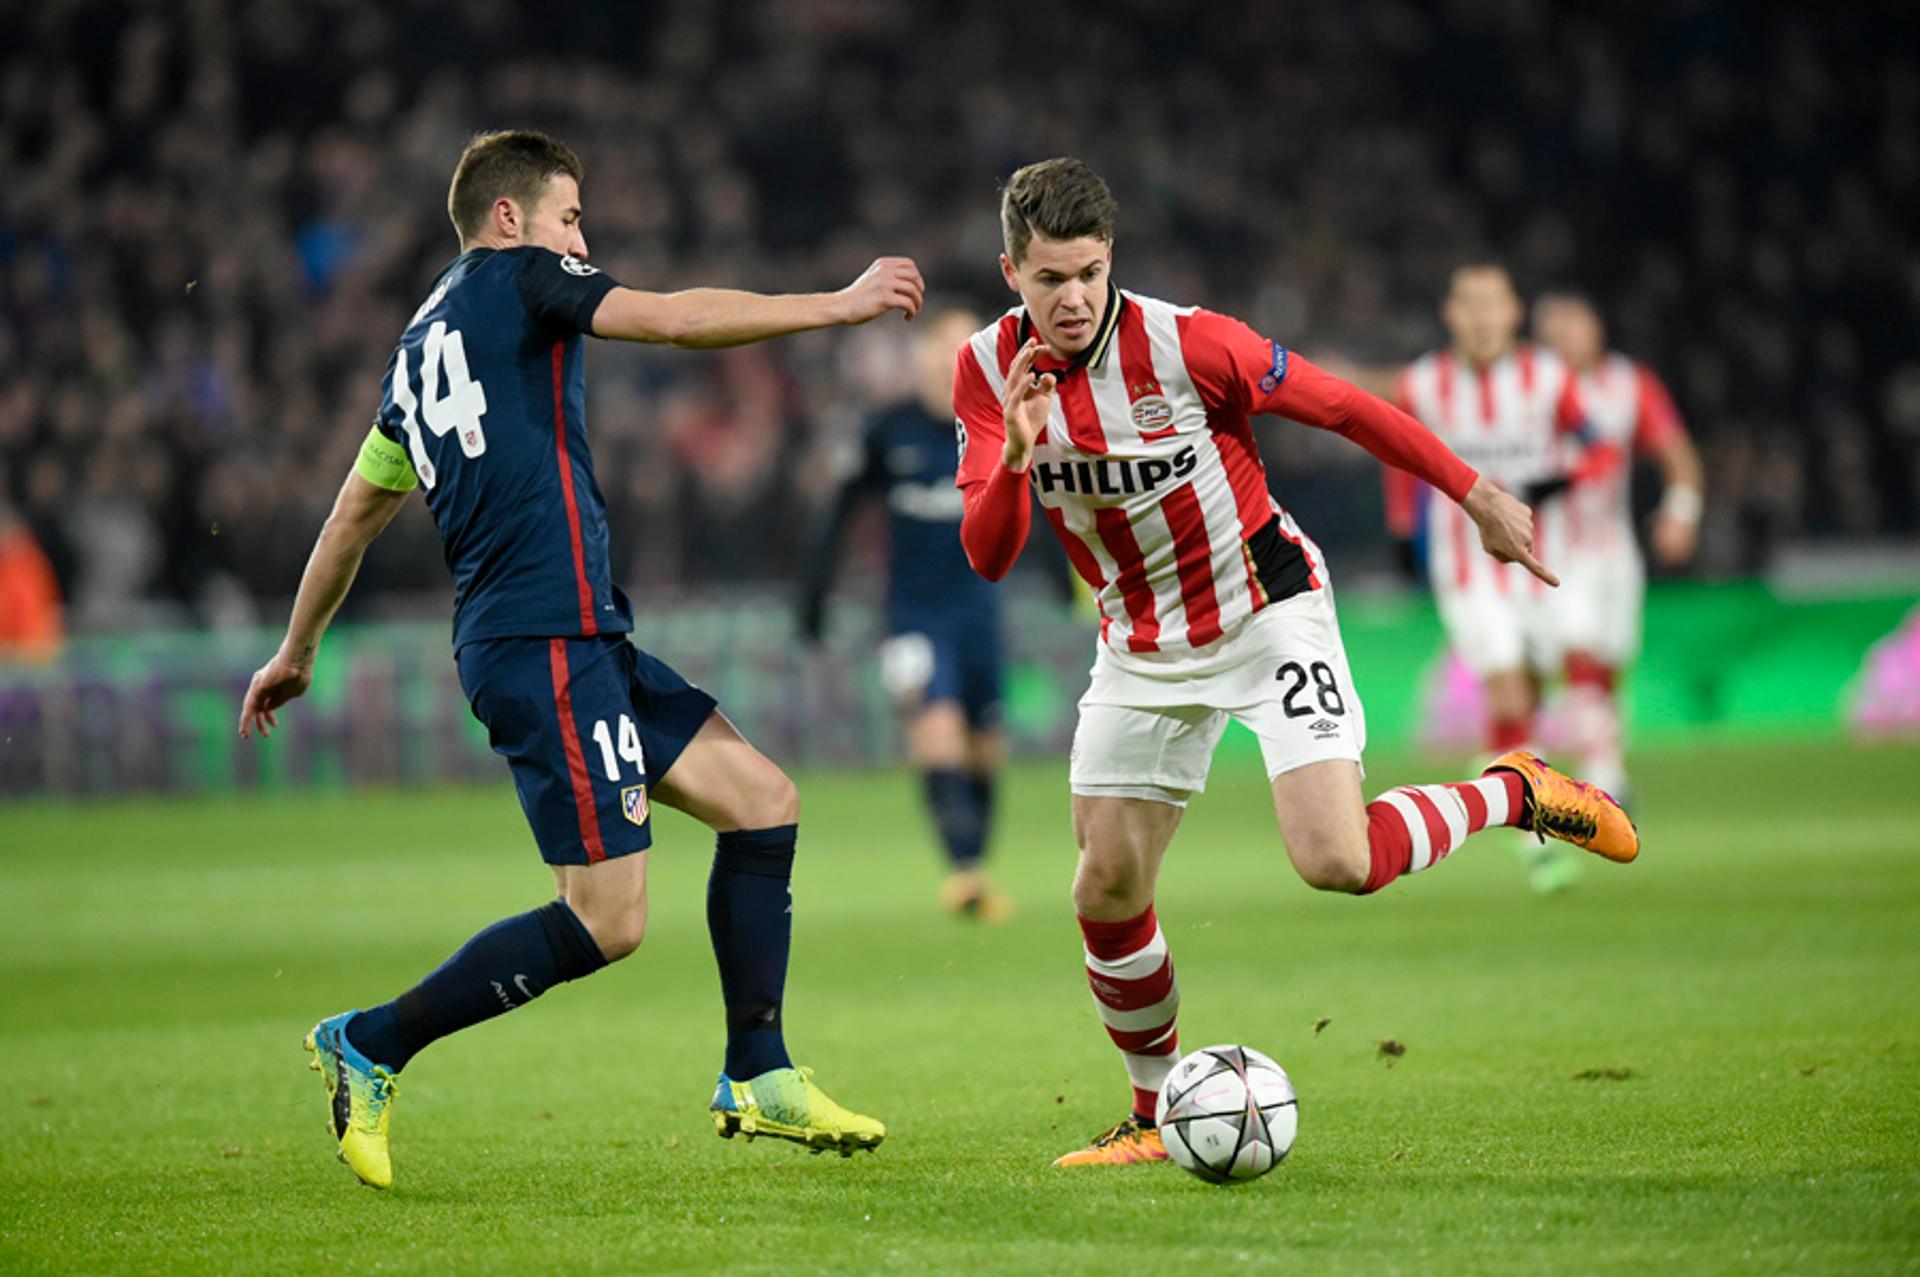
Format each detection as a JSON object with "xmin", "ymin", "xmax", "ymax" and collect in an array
[
  {"xmin": 1384, "ymin": 265, "xmax": 1631, "ymax": 892},
  {"xmin": 953, "ymin": 159, "xmax": 1639, "ymax": 1168},
  {"xmin": 1533, "ymin": 290, "xmax": 1703, "ymax": 805}
]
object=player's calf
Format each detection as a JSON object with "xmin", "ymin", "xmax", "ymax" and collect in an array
[{"xmin": 1275, "ymin": 813, "xmax": 1371, "ymax": 893}]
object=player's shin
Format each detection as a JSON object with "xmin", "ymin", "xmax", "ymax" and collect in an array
[
  {"xmin": 707, "ymin": 825, "xmax": 797, "ymax": 1079},
  {"xmin": 1360, "ymin": 773, "xmax": 1529, "ymax": 893},
  {"xmin": 345, "ymin": 900, "xmax": 608, "ymax": 1071},
  {"xmin": 1079, "ymin": 906, "xmax": 1180, "ymax": 1122}
]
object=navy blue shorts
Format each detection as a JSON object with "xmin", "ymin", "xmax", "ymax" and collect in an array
[
  {"xmin": 457, "ymin": 635, "xmax": 717, "ymax": 865},
  {"xmin": 878, "ymin": 610, "xmax": 1003, "ymax": 730}
]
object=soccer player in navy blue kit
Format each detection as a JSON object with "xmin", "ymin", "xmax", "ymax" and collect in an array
[
  {"xmin": 238, "ymin": 131, "xmax": 922, "ymax": 1188},
  {"xmin": 799, "ymin": 308, "xmax": 1020, "ymax": 920}
]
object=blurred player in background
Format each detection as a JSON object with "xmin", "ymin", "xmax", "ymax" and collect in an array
[
  {"xmin": 799, "ymin": 306, "xmax": 1025, "ymax": 921},
  {"xmin": 955, "ymin": 160, "xmax": 1638, "ymax": 1167},
  {"xmin": 1533, "ymin": 290, "xmax": 1703, "ymax": 805},
  {"xmin": 1383, "ymin": 264, "xmax": 1623, "ymax": 892},
  {"xmin": 238, "ymin": 130, "xmax": 922, "ymax": 1187}
]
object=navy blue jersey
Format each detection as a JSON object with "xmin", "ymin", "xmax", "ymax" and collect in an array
[
  {"xmin": 800, "ymin": 401, "xmax": 998, "ymax": 631},
  {"xmin": 371, "ymin": 246, "xmax": 629, "ymax": 648}
]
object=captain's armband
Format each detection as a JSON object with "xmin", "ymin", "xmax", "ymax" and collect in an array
[{"xmin": 355, "ymin": 424, "xmax": 419, "ymax": 492}]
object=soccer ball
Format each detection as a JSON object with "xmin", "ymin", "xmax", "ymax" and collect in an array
[{"xmin": 1155, "ymin": 1044, "xmax": 1298, "ymax": 1183}]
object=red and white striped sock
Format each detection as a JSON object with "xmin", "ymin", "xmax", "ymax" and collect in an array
[
  {"xmin": 1078, "ymin": 906, "xmax": 1180, "ymax": 1122},
  {"xmin": 1361, "ymin": 772, "xmax": 1529, "ymax": 893}
]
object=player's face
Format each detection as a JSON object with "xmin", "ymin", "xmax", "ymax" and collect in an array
[
  {"xmin": 1533, "ymin": 297, "xmax": 1605, "ymax": 369},
  {"xmin": 522, "ymin": 174, "xmax": 589, "ymax": 259},
  {"xmin": 1443, "ymin": 267, "xmax": 1523, "ymax": 366},
  {"xmin": 1001, "ymin": 234, "xmax": 1112, "ymax": 359}
]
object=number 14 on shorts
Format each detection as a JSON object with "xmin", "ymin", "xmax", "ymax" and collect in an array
[{"xmin": 589, "ymin": 714, "xmax": 646, "ymax": 782}]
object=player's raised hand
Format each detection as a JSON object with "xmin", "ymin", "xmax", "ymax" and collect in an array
[
  {"xmin": 1461, "ymin": 476, "xmax": 1559, "ymax": 587},
  {"xmin": 1001, "ymin": 338, "xmax": 1055, "ymax": 470},
  {"xmin": 834, "ymin": 257, "xmax": 924, "ymax": 324},
  {"xmin": 1650, "ymin": 507, "xmax": 1699, "ymax": 567},
  {"xmin": 238, "ymin": 649, "xmax": 314, "ymax": 739}
]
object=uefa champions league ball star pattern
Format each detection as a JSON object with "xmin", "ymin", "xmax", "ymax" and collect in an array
[{"xmin": 1155, "ymin": 1045, "xmax": 1298, "ymax": 1184}]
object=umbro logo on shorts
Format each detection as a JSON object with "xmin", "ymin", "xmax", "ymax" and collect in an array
[{"xmin": 1309, "ymin": 717, "xmax": 1341, "ymax": 739}]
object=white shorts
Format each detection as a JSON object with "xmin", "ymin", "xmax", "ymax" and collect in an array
[
  {"xmin": 1069, "ymin": 589, "xmax": 1367, "ymax": 805},
  {"xmin": 1553, "ymin": 543, "xmax": 1645, "ymax": 666},
  {"xmin": 1433, "ymin": 572, "xmax": 1560, "ymax": 676}
]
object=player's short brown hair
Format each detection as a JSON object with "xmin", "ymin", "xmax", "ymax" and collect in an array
[
  {"xmin": 1000, "ymin": 157, "xmax": 1117, "ymax": 264},
  {"xmin": 447, "ymin": 130, "xmax": 584, "ymax": 242},
  {"xmin": 1448, "ymin": 259, "xmax": 1517, "ymax": 295}
]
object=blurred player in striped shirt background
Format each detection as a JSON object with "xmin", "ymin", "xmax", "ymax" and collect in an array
[{"xmin": 1532, "ymin": 289, "xmax": 1704, "ymax": 810}]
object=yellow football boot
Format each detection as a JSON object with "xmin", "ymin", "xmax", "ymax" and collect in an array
[
  {"xmin": 710, "ymin": 1066, "xmax": 885, "ymax": 1156},
  {"xmin": 1052, "ymin": 1115, "xmax": 1169, "ymax": 1167},
  {"xmin": 304, "ymin": 1012, "xmax": 398, "ymax": 1189},
  {"xmin": 1486, "ymin": 750, "xmax": 1639, "ymax": 863},
  {"xmin": 938, "ymin": 869, "xmax": 1014, "ymax": 923}
]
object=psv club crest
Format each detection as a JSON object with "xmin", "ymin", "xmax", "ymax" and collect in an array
[
  {"xmin": 1129, "ymin": 395, "xmax": 1174, "ymax": 433},
  {"xmin": 620, "ymin": 783, "xmax": 649, "ymax": 826}
]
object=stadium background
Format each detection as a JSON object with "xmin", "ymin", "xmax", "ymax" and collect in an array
[{"xmin": 2, "ymin": 0, "xmax": 1917, "ymax": 794}]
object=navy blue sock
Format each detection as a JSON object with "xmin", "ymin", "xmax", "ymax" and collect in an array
[
  {"xmin": 968, "ymin": 771, "xmax": 996, "ymax": 853},
  {"xmin": 346, "ymin": 900, "xmax": 606, "ymax": 1072},
  {"xmin": 923, "ymin": 768, "xmax": 986, "ymax": 869},
  {"xmin": 708, "ymin": 826, "xmax": 796, "ymax": 1079}
]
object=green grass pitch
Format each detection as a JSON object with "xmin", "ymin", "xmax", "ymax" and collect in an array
[{"xmin": 4, "ymin": 741, "xmax": 1918, "ymax": 1274}]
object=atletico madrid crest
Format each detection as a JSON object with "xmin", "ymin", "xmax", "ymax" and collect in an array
[{"xmin": 620, "ymin": 783, "xmax": 649, "ymax": 826}]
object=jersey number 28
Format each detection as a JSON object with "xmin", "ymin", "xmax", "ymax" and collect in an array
[{"xmin": 391, "ymin": 321, "xmax": 489, "ymax": 489}]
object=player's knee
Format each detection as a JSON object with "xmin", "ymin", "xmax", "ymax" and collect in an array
[
  {"xmin": 755, "ymin": 767, "xmax": 800, "ymax": 827},
  {"xmin": 580, "ymin": 908, "xmax": 647, "ymax": 962},
  {"xmin": 567, "ymin": 894, "xmax": 649, "ymax": 962},
  {"xmin": 1071, "ymin": 852, "xmax": 1148, "ymax": 915}
]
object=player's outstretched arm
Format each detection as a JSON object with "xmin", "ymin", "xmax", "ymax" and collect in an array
[
  {"xmin": 1192, "ymin": 322, "xmax": 1559, "ymax": 588},
  {"xmin": 1289, "ymin": 360, "xmax": 1559, "ymax": 587},
  {"xmin": 238, "ymin": 473, "xmax": 409, "ymax": 739},
  {"xmin": 590, "ymin": 257, "xmax": 923, "ymax": 348},
  {"xmin": 1649, "ymin": 429, "xmax": 1704, "ymax": 566}
]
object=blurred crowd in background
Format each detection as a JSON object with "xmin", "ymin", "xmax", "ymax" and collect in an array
[{"xmin": 1, "ymin": 0, "xmax": 1916, "ymax": 642}]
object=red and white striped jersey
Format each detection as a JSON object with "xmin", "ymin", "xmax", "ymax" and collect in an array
[
  {"xmin": 1394, "ymin": 344, "xmax": 1581, "ymax": 595},
  {"xmin": 953, "ymin": 288, "xmax": 1477, "ymax": 653},
  {"xmin": 1564, "ymin": 353, "xmax": 1686, "ymax": 553},
  {"xmin": 954, "ymin": 292, "xmax": 1311, "ymax": 652}
]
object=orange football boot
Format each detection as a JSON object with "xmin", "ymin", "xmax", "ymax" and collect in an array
[
  {"xmin": 1485, "ymin": 750, "xmax": 1639, "ymax": 863},
  {"xmin": 1052, "ymin": 1115, "xmax": 1168, "ymax": 1167}
]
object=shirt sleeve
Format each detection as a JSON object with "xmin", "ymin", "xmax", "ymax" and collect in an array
[
  {"xmin": 1176, "ymin": 308, "xmax": 1285, "ymax": 416},
  {"xmin": 1382, "ymin": 366, "xmax": 1428, "ymax": 537},
  {"xmin": 952, "ymin": 340, "xmax": 1031, "ymax": 579},
  {"xmin": 354, "ymin": 422, "xmax": 418, "ymax": 492},
  {"xmin": 952, "ymin": 341, "xmax": 1009, "ymax": 490},
  {"xmin": 1553, "ymin": 366, "xmax": 1627, "ymax": 483},
  {"xmin": 516, "ymin": 248, "xmax": 622, "ymax": 337},
  {"xmin": 1177, "ymin": 308, "xmax": 1477, "ymax": 502},
  {"xmin": 1632, "ymin": 365, "xmax": 1686, "ymax": 454}
]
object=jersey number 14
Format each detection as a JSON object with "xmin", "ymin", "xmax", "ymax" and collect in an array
[{"xmin": 391, "ymin": 321, "xmax": 489, "ymax": 490}]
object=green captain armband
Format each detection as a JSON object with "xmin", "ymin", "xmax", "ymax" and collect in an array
[{"xmin": 355, "ymin": 425, "xmax": 419, "ymax": 492}]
